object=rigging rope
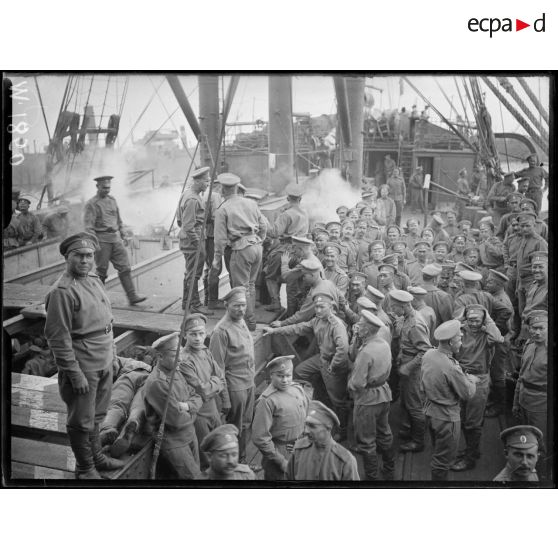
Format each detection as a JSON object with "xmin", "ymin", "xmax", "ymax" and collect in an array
[
  {"xmin": 33, "ymin": 77, "xmax": 51, "ymax": 143},
  {"xmin": 515, "ymin": 77, "xmax": 549, "ymax": 125},
  {"xmin": 497, "ymin": 93, "xmax": 510, "ymax": 171}
]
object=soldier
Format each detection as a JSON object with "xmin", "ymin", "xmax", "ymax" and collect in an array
[
  {"xmin": 264, "ymin": 182, "xmax": 309, "ymax": 311},
  {"xmin": 348, "ymin": 310, "xmax": 394, "ymax": 480},
  {"xmin": 484, "ymin": 269, "xmax": 514, "ymax": 418},
  {"xmin": 361, "ymin": 239, "xmax": 385, "ymax": 288},
  {"xmin": 421, "ymin": 264, "xmax": 453, "ymax": 326},
  {"xmin": 493, "ymin": 425, "xmax": 542, "ymax": 482},
  {"xmin": 408, "ymin": 165, "xmax": 425, "ymax": 213},
  {"xmin": 429, "ymin": 214, "xmax": 450, "ymax": 245},
  {"xmin": 390, "ymin": 290, "xmax": 432, "ymax": 452},
  {"xmin": 287, "ymin": 401, "xmax": 359, "ymax": 481},
  {"xmin": 99, "ymin": 356, "xmax": 152, "ymax": 457},
  {"xmin": 515, "ymin": 212, "xmax": 547, "ymax": 318},
  {"xmin": 326, "ymin": 221, "xmax": 356, "ymax": 273},
  {"xmin": 432, "ymin": 241, "xmax": 450, "ymax": 266},
  {"xmin": 179, "ymin": 313, "xmax": 230, "ymax": 469},
  {"xmin": 203, "ymin": 178, "xmax": 223, "ymax": 310},
  {"xmin": 375, "ymin": 184, "xmax": 396, "ymax": 226},
  {"xmin": 144, "ymin": 332, "xmax": 202, "ymax": 479},
  {"xmin": 443, "ymin": 210, "xmax": 459, "ymax": 238},
  {"xmin": 421, "ymin": 320, "xmax": 478, "ymax": 481},
  {"xmin": 323, "ymin": 243, "xmax": 349, "ymax": 295},
  {"xmin": 409, "ymin": 285, "xmax": 436, "ymax": 344},
  {"xmin": 438, "ymin": 263, "xmax": 459, "ymax": 297},
  {"xmin": 522, "ymin": 251, "xmax": 548, "ymax": 323},
  {"xmin": 353, "ymin": 219, "xmax": 371, "ymax": 269},
  {"xmin": 384, "ymin": 153, "xmax": 396, "ymax": 179},
  {"xmin": 380, "ymin": 254, "xmax": 410, "ymax": 291},
  {"xmin": 83, "ymin": 176, "xmax": 146, "ymax": 305},
  {"xmin": 487, "ymin": 172, "xmax": 516, "ymax": 225},
  {"xmin": 199, "ymin": 424, "xmax": 256, "ymax": 480},
  {"xmin": 453, "ymin": 270, "xmax": 494, "ymax": 317},
  {"xmin": 364, "ymin": 285, "xmax": 392, "ymax": 329},
  {"xmin": 495, "ymin": 192, "xmax": 522, "ymax": 240},
  {"xmin": 13, "ymin": 196, "xmax": 42, "ymax": 245},
  {"xmin": 514, "ymin": 154, "xmax": 549, "ymax": 212},
  {"xmin": 478, "ymin": 221, "xmax": 504, "ymax": 271},
  {"xmin": 451, "ymin": 305, "xmax": 504, "ymax": 472},
  {"xmin": 263, "ymin": 291, "xmax": 350, "ymax": 440},
  {"xmin": 404, "ymin": 218, "xmax": 421, "ymax": 251},
  {"xmin": 519, "ymin": 197, "xmax": 548, "ymax": 240},
  {"xmin": 42, "ymin": 205, "xmax": 71, "ymax": 240},
  {"xmin": 387, "ymin": 167, "xmax": 406, "ymax": 226},
  {"xmin": 44, "ymin": 232, "xmax": 123, "ymax": 479},
  {"xmin": 175, "ymin": 166, "xmax": 212, "ymax": 313},
  {"xmin": 512, "ymin": 310, "xmax": 548, "ymax": 476},
  {"xmin": 209, "ymin": 286, "xmax": 256, "ymax": 462},
  {"xmin": 448, "ymin": 234, "xmax": 467, "ymax": 263},
  {"xmin": 213, "ymin": 173, "xmax": 268, "ymax": 330},
  {"xmin": 455, "ymin": 168, "xmax": 470, "ymax": 220},
  {"xmin": 252, "ymin": 355, "xmax": 310, "ymax": 480}
]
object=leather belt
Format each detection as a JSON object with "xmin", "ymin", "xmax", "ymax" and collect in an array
[
  {"xmin": 72, "ymin": 324, "xmax": 113, "ymax": 340},
  {"xmin": 274, "ymin": 439, "xmax": 298, "ymax": 446},
  {"xmin": 522, "ymin": 380, "xmax": 546, "ymax": 392}
]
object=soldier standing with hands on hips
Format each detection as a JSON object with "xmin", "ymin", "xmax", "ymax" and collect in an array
[{"xmin": 45, "ymin": 232, "xmax": 124, "ymax": 479}]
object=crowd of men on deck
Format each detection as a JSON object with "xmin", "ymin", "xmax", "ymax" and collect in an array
[{"xmin": 36, "ymin": 153, "xmax": 550, "ymax": 482}]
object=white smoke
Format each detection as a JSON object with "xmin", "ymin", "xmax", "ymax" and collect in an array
[{"xmin": 300, "ymin": 168, "xmax": 361, "ymax": 224}]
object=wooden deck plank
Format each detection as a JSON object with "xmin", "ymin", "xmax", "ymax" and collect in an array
[
  {"xmin": 11, "ymin": 461, "xmax": 75, "ymax": 480},
  {"xmin": 12, "ymin": 406, "xmax": 67, "ymax": 434},
  {"xmin": 12, "ymin": 386, "xmax": 66, "ymax": 413},
  {"xmin": 11, "ymin": 372, "xmax": 58, "ymax": 392},
  {"xmin": 12, "ymin": 437, "xmax": 75, "ymax": 472}
]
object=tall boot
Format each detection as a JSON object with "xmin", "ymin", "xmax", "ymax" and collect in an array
[
  {"xmin": 119, "ymin": 270, "xmax": 146, "ymax": 305},
  {"xmin": 379, "ymin": 446, "xmax": 395, "ymax": 480},
  {"xmin": 110, "ymin": 420, "xmax": 138, "ymax": 459},
  {"xmin": 264, "ymin": 279, "xmax": 282, "ymax": 311},
  {"xmin": 451, "ymin": 428, "xmax": 477, "ymax": 471},
  {"xmin": 203, "ymin": 274, "xmax": 209, "ymax": 307},
  {"xmin": 362, "ymin": 452, "xmax": 380, "ymax": 480},
  {"xmin": 485, "ymin": 383, "xmax": 506, "ymax": 417},
  {"xmin": 90, "ymin": 423, "xmax": 125, "ymax": 472},
  {"xmin": 207, "ymin": 267, "xmax": 221, "ymax": 309},
  {"xmin": 67, "ymin": 427, "xmax": 101, "ymax": 479}
]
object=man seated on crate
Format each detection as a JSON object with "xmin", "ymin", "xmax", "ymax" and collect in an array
[{"xmin": 99, "ymin": 351, "xmax": 154, "ymax": 458}]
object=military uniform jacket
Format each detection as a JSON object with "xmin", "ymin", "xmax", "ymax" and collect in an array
[
  {"xmin": 324, "ymin": 266, "xmax": 349, "ymax": 295},
  {"xmin": 422, "ymin": 284, "xmax": 453, "ymax": 326},
  {"xmin": 179, "ymin": 346, "xmax": 230, "ymax": 418},
  {"xmin": 493, "ymin": 464, "xmax": 538, "ymax": 482},
  {"xmin": 421, "ymin": 348, "xmax": 476, "ymax": 422},
  {"xmin": 209, "ymin": 314, "xmax": 255, "ymax": 392},
  {"xmin": 478, "ymin": 236, "xmax": 504, "ymax": 268},
  {"xmin": 276, "ymin": 314, "xmax": 349, "ymax": 373},
  {"xmin": 516, "ymin": 233, "xmax": 548, "ymax": 285},
  {"xmin": 268, "ymin": 203, "xmax": 309, "ymax": 238},
  {"xmin": 44, "ymin": 271, "xmax": 114, "ymax": 380},
  {"xmin": 398, "ymin": 310, "xmax": 432, "ymax": 369},
  {"xmin": 417, "ymin": 304, "xmax": 437, "ymax": 344},
  {"xmin": 348, "ymin": 336, "xmax": 392, "ymax": 406},
  {"xmin": 354, "ymin": 237, "xmax": 370, "ymax": 269},
  {"xmin": 252, "ymin": 383, "xmax": 310, "ymax": 463},
  {"xmin": 515, "ymin": 340, "xmax": 547, "ymax": 412},
  {"xmin": 13, "ymin": 212, "xmax": 42, "ymax": 243},
  {"xmin": 144, "ymin": 364, "xmax": 202, "ymax": 448},
  {"xmin": 200, "ymin": 463, "xmax": 256, "ymax": 480},
  {"xmin": 83, "ymin": 194, "xmax": 123, "ymax": 243},
  {"xmin": 503, "ymin": 233, "xmax": 522, "ymax": 268},
  {"xmin": 456, "ymin": 323, "xmax": 503, "ymax": 375},
  {"xmin": 496, "ymin": 211, "xmax": 520, "ymax": 239},
  {"xmin": 287, "ymin": 437, "xmax": 359, "ymax": 481},
  {"xmin": 491, "ymin": 290, "xmax": 514, "ymax": 335},
  {"xmin": 330, "ymin": 239, "xmax": 356, "ymax": 274},
  {"xmin": 453, "ymin": 288, "xmax": 494, "ymax": 318},
  {"xmin": 523, "ymin": 280, "xmax": 547, "ymax": 320},
  {"xmin": 515, "ymin": 165, "xmax": 548, "ymax": 190},
  {"xmin": 214, "ymin": 195, "xmax": 268, "ymax": 256},
  {"xmin": 176, "ymin": 189, "xmax": 205, "ymax": 245},
  {"xmin": 361, "ymin": 261, "xmax": 381, "ymax": 289}
]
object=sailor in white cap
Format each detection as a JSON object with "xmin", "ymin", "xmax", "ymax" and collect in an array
[
  {"xmin": 252, "ymin": 355, "xmax": 310, "ymax": 480},
  {"xmin": 213, "ymin": 172, "xmax": 268, "ymax": 330},
  {"xmin": 263, "ymin": 181, "xmax": 309, "ymax": 312},
  {"xmin": 389, "ymin": 289, "xmax": 432, "ymax": 453},
  {"xmin": 421, "ymin": 319, "xmax": 478, "ymax": 481},
  {"xmin": 83, "ymin": 176, "xmax": 147, "ymax": 305},
  {"xmin": 419, "ymin": 263, "xmax": 453, "ymax": 327},
  {"xmin": 452, "ymin": 269, "xmax": 494, "ymax": 318},
  {"xmin": 348, "ymin": 310, "xmax": 394, "ymax": 480},
  {"xmin": 144, "ymin": 332, "xmax": 203, "ymax": 479}
]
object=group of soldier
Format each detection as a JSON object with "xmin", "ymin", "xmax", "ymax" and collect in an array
[{"xmin": 41, "ymin": 154, "xmax": 549, "ymax": 482}]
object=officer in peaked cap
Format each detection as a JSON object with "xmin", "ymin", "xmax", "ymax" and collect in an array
[
  {"xmin": 216, "ymin": 172, "xmax": 240, "ymax": 187},
  {"xmin": 421, "ymin": 319, "xmax": 478, "ymax": 481},
  {"xmin": 199, "ymin": 424, "xmax": 256, "ymax": 480},
  {"xmin": 192, "ymin": 166, "xmax": 210, "ymax": 179},
  {"xmin": 252, "ymin": 355, "xmax": 310, "ymax": 480},
  {"xmin": 45, "ymin": 231, "xmax": 120, "ymax": 479},
  {"xmin": 493, "ymin": 425, "xmax": 542, "ymax": 482},
  {"xmin": 287, "ymin": 400, "xmax": 359, "ymax": 480},
  {"xmin": 84, "ymin": 176, "xmax": 146, "ymax": 305}
]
